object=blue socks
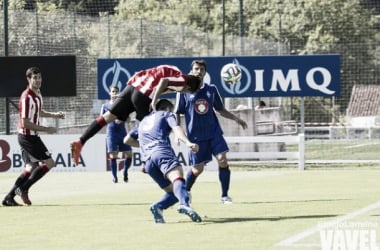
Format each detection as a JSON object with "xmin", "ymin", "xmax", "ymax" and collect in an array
[
  {"xmin": 155, "ymin": 192, "xmax": 178, "ymax": 210},
  {"xmin": 219, "ymin": 166, "xmax": 230, "ymax": 197},
  {"xmin": 123, "ymin": 157, "xmax": 131, "ymax": 176},
  {"xmin": 186, "ymin": 166, "xmax": 231, "ymax": 197},
  {"xmin": 173, "ymin": 178, "xmax": 190, "ymax": 206},
  {"xmin": 109, "ymin": 159, "xmax": 117, "ymax": 181},
  {"xmin": 185, "ymin": 169, "xmax": 198, "ymax": 191}
]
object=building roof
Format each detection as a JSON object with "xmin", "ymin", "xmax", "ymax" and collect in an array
[{"xmin": 347, "ymin": 84, "xmax": 380, "ymax": 117}]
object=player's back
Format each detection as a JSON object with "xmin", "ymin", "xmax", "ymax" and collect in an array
[
  {"xmin": 128, "ymin": 65, "xmax": 186, "ymax": 98},
  {"xmin": 138, "ymin": 110, "xmax": 177, "ymax": 160}
]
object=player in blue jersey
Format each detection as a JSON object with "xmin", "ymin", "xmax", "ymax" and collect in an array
[
  {"xmin": 124, "ymin": 99, "xmax": 202, "ymax": 223},
  {"xmin": 101, "ymin": 85, "xmax": 132, "ymax": 183},
  {"xmin": 174, "ymin": 59, "xmax": 248, "ymax": 204}
]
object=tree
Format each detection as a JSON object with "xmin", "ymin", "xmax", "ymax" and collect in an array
[
  {"xmin": 115, "ymin": 0, "xmax": 218, "ymax": 33},
  {"xmin": 6, "ymin": 0, "xmax": 119, "ymax": 15},
  {"xmin": 242, "ymin": 0, "xmax": 379, "ymax": 117}
]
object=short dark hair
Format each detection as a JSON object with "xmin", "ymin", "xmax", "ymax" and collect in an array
[
  {"xmin": 110, "ymin": 85, "xmax": 119, "ymax": 92},
  {"xmin": 186, "ymin": 75, "xmax": 202, "ymax": 93},
  {"xmin": 191, "ymin": 59, "xmax": 207, "ymax": 71},
  {"xmin": 156, "ymin": 99, "xmax": 174, "ymax": 111},
  {"xmin": 26, "ymin": 67, "xmax": 41, "ymax": 78}
]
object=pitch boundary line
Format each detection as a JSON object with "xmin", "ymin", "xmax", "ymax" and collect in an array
[
  {"xmin": 275, "ymin": 200, "xmax": 380, "ymax": 247},
  {"xmin": 345, "ymin": 142, "xmax": 380, "ymax": 149}
]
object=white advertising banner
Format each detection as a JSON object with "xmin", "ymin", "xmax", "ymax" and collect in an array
[
  {"xmin": 0, "ymin": 134, "xmax": 216, "ymax": 173},
  {"xmin": 0, "ymin": 134, "xmax": 106, "ymax": 172}
]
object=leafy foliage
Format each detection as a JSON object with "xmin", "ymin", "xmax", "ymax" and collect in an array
[{"xmin": 1, "ymin": 0, "xmax": 379, "ymax": 124}]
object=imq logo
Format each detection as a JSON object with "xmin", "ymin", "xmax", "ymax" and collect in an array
[
  {"xmin": 220, "ymin": 58, "xmax": 337, "ymax": 96},
  {"xmin": 101, "ymin": 60, "xmax": 131, "ymax": 95},
  {"xmin": 254, "ymin": 67, "xmax": 335, "ymax": 95}
]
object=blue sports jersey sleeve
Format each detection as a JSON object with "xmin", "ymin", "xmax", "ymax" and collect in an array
[
  {"xmin": 166, "ymin": 112, "xmax": 178, "ymax": 128},
  {"xmin": 212, "ymin": 85, "xmax": 224, "ymax": 111},
  {"xmin": 129, "ymin": 126, "xmax": 139, "ymax": 140},
  {"xmin": 174, "ymin": 92, "xmax": 186, "ymax": 114}
]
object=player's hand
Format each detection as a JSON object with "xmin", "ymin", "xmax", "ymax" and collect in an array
[
  {"xmin": 55, "ymin": 111, "xmax": 65, "ymax": 119},
  {"xmin": 188, "ymin": 143, "xmax": 199, "ymax": 153},
  {"xmin": 236, "ymin": 118, "xmax": 248, "ymax": 129}
]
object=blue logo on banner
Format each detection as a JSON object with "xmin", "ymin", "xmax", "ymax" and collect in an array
[
  {"xmin": 97, "ymin": 55, "xmax": 340, "ymax": 99},
  {"xmin": 220, "ymin": 58, "xmax": 251, "ymax": 95},
  {"xmin": 98, "ymin": 60, "xmax": 131, "ymax": 99}
]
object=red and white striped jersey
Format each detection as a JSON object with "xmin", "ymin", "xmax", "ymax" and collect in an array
[
  {"xmin": 18, "ymin": 88, "xmax": 42, "ymax": 135},
  {"xmin": 128, "ymin": 65, "xmax": 188, "ymax": 99}
]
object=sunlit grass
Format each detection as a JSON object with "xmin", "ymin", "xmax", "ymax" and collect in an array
[{"xmin": 0, "ymin": 169, "xmax": 380, "ymax": 249}]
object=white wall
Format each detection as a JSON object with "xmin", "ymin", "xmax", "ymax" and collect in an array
[{"xmin": 0, "ymin": 134, "xmax": 212, "ymax": 173}]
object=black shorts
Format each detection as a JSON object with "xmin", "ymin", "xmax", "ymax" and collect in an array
[
  {"xmin": 17, "ymin": 134, "xmax": 51, "ymax": 164},
  {"xmin": 109, "ymin": 85, "xmax": 152, "ymax": 121}
]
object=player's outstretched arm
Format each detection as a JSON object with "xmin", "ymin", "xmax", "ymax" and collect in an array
[
  {"xmin": 150, "ymin": 78, "xmax": 169, "ymax": 111},
  {"xmin": 22, "ymin": 118, "xmax": 57, "ymax": 134},
  {"xmin": 172, "ymin": 126, "xmax": 198, "ymax": 153},
  {"xmin": 123, "ymin": 134, "xmax": 139, "ymax": 148},
  {"xmin": 40, "ymin": 110, "xmax": 65, "ymax": 119},
  {"xmin": 217, "ymin": 108, "xmax": 247, "ymax": 129},
  {"xmin": 173, "ymin": 114, "xmax": 183, "ymax": 146}
]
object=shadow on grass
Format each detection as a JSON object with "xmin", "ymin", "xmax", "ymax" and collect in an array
[
  {"xmin": 14, "ymin": 199, "xmax": 349, "ymax": 207},
  {"xmin": 26, "ymin": 202, "xmax": 151, "ymax": 207},
  {"xmin": 239, "ymin": 198, "xmax": 351, "ymax": 205},
  {"xmin": 20, "ymin": 199, "xmax": 350, "ymax": 208},
  {"xmin": 202, "ymin": 214, "xmax": 339, "ymax": 224}
]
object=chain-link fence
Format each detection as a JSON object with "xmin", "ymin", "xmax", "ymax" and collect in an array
[{"xmin": 0, "ymin": 1, "xmax": 379, "ymax": 162}]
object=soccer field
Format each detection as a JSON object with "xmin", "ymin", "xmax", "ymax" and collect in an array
[{"xmin": 1, "ymin": 167, "xmax": 380, "ymax": 250}]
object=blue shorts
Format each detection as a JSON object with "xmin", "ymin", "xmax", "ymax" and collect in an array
[
  {"xmin": 189, "ymin": 135, "xmax": 229, "ymax": 165},
  {"xmin": 144, "ymin": 151, "xmax": 181, "ymax": 189},
  {"xmin": 106, "ymin": 136, "xmax": 131, "ymax": 152}
]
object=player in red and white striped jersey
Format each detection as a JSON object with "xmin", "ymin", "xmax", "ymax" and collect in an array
[
  {"xmin": 2, "ymin": 67, "xmax": 65, "ymax": 206},
  {"xmin": 70, "ymin": 64, "xmax": 202, "ymax": 166}
]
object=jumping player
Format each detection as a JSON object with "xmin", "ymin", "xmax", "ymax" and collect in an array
[
  {"xmin": 70, "ymin": 65, "xmax": 202, "ymax": 166},
  {"xmin": 124, "ymin": 99, "xmax": 202, "ymax": 223},
  {"xmin": 174, "ymin": 60, "xmax": 247, "ymax": 204},
  {"xmin": 101, "ymin": 85, "xmax": 132, "ymax": 183}
]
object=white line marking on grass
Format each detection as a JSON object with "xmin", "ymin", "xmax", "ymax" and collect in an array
[
  {"xmin": 345, "ymin": 142, "xmax": 380, "ymax": 149},
  {"xmin": 275, "ymin": 200, "xmax": 380, "ymax": 247}
]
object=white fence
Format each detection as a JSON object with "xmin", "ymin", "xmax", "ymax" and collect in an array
[
  {"xmin": 225, "ymin": 134, "xmax": 305, "ymax": 170},
  {"xmin": 303, "ymin": 126, "xmax": 380, "ymax": 140}
]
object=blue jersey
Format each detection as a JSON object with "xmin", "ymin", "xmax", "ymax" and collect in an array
[
  {"xmin": 129, "ymin": 110, "xmax": 178, "ymax": 162},
  {"xmin": 101, "ymin": 101, "xmax": 131, "ymax": 152},
  {"xmin": 174, "ymin": 84, "xmax": 224, "ymax": 141},
  {"xmin": 101, "ymin": 102, "xmax": 127, "ymax": 139}
]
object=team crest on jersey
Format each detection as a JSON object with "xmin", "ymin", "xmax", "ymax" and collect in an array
[{"xmin": 194, "ymin": 99, "xmax": 209, "ymax": 114}]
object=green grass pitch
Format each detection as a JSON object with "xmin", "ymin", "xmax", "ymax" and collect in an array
[{"xmin": 1, "ymin": 167, "xmax": 380, "ymax": 250}]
